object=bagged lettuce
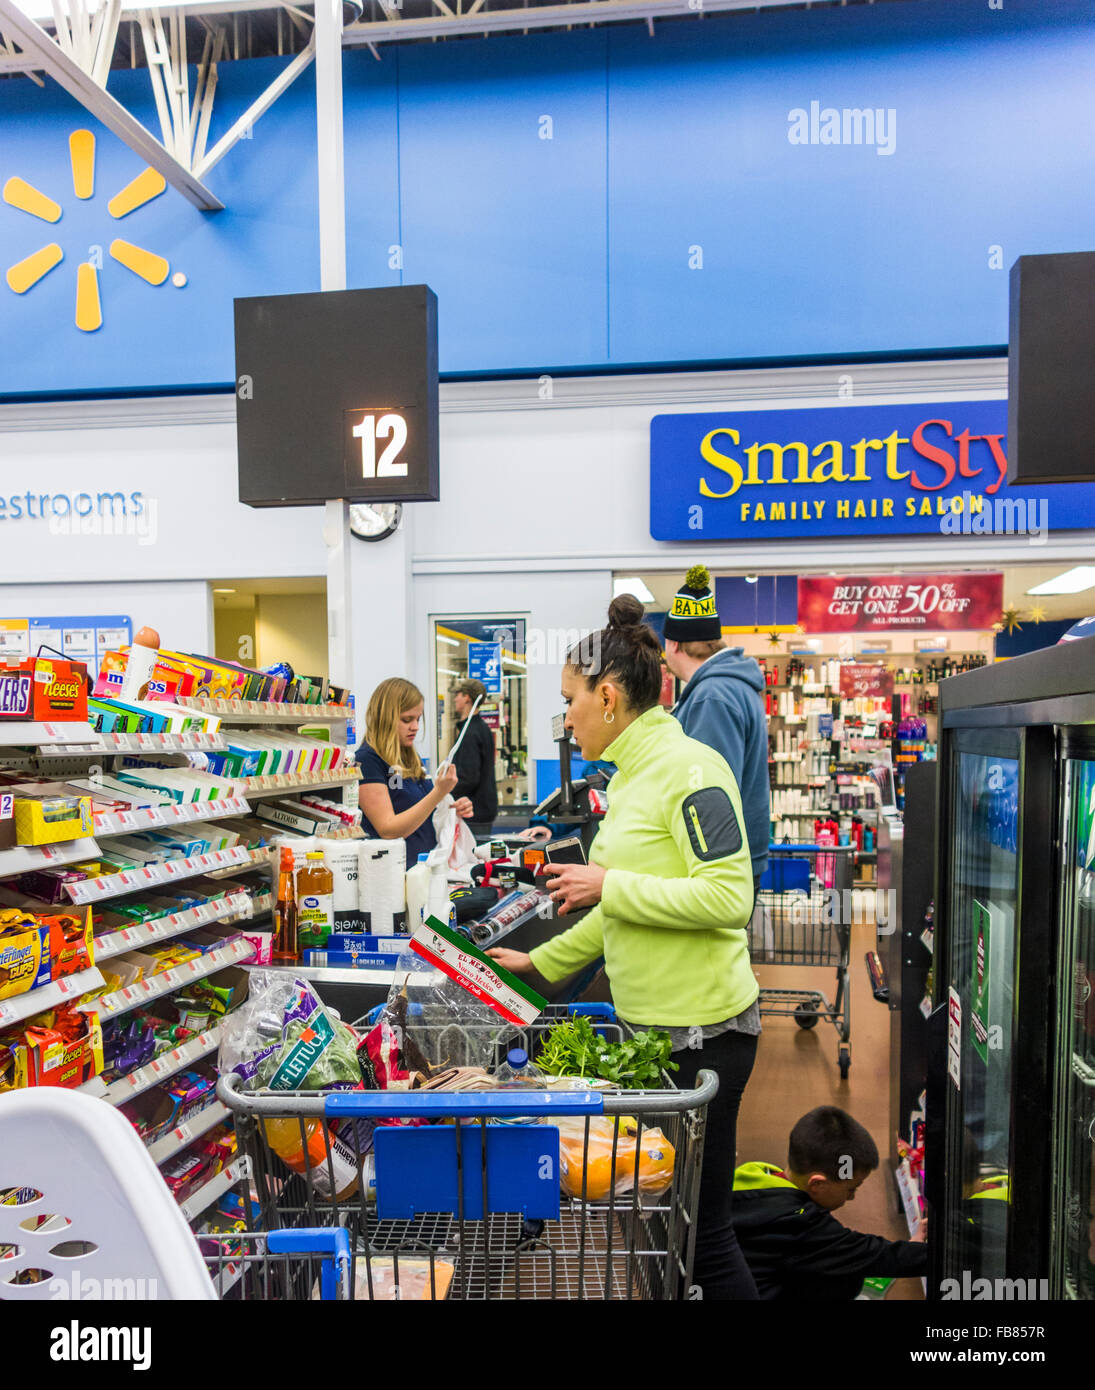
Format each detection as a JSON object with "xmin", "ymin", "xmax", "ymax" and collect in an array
[{"xmin": 219, "ymin": 971, "xmax": 361, "ymax": 1091}]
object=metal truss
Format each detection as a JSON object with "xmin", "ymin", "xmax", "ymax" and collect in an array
[{"xmin": 0, "ymin": 0, "xmax": 318, "ymax": 210}]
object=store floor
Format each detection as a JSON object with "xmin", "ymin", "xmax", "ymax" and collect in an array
[{"xmin": 735, "ymin": 908, "xmax": 924, "ymax": 1301}]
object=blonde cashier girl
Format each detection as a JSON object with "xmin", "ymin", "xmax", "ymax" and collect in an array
[
  {"xmin": 489, "ymin": 596, "xmax": 761, "ymax": 1301},
  {"xmin": 356, "ymin": 677, "xmax": 474, "ymax": 863}
]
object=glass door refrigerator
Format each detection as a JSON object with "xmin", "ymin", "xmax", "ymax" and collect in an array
[{"xmin": 926, "ymin": 635, "xmax": 1095, "ymax": 1300}]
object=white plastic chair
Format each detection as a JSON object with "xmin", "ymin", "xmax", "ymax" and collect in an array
[{"xmin": 0, "ymin": 1087, "xmax": 216, "ymax": 1300}]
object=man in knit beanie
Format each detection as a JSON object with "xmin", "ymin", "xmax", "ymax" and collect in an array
[{"xmin": 664, "ymin": 565, "xmax": 770, "ymax": 896}]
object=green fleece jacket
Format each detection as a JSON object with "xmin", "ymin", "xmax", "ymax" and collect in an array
[{"xmin": 529, "ymin": 705, "xmax": 758, "ymax": 1027}]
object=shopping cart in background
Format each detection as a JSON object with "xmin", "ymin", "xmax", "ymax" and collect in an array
[
  {"xmin": 218, "ymin": 1004, "xmax": 716, "ymax": 1301},
  {"xmin": 748, "ymin": 844, "xmax": 856, "ymax": 1078}
]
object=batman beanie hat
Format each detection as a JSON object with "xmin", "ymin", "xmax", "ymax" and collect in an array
[{"xmin": 663, "ymin": 564, "xmax": 721, "ymax": 642}]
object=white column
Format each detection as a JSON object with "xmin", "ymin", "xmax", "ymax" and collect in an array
[
  {"xmin": 314, "ymin": 0, "xmax": 354, "ymax": 690},
  {"xmin": 348, "ymin": 507, "xmax": 417, "ymax": 746}
]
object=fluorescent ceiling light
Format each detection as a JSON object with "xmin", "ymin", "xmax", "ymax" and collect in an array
[
  {"xmin": 613, "ymin": 577, "xmax": 655, "ymax": 604},
  {"xmin": 437, "ymin": 634, "xmax": 461, "ymax": 646},
  {"xmin": 437, "ymin": 668, "xmax": 460, "ymax": 677},
  {"xmin": 212, "ymin": 588, "xmax": 236, "ymax": 594},
  {"xmin": 1026, "ymin": 566, "xmax": 1095, "ymax": 596}
]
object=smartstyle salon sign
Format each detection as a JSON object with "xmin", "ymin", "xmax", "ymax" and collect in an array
[{"xmin": 649, "ymin": 402, "xmax": 1095, "ymax": 542}]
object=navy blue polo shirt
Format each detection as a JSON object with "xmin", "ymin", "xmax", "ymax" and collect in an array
[{"xmin": 355, "ymin": 743, "xmax": 437, "ymax": 863}]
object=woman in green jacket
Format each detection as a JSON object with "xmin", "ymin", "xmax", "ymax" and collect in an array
[{"xmin": 489, "ymin": 594, "xmax": 761, "ymax": 1300}]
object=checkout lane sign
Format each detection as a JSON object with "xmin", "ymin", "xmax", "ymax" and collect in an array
[
  {"xmin": 468, "ymin": 642, "xmax": 502, "ymax": 694},
  {"xmin": 649, "ymin": 401, "xmax": 1095, "ymax": 541}
]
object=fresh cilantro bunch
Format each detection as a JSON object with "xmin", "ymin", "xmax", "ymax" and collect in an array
[{"xmin": 536, "ymin": 1015, "xmax": 678, "ymax": 1089}]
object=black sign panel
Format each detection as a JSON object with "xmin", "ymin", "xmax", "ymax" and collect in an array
[
  {"xmin": 235, "ymin": 285, "xmax": 439, "ymax": 506},
  {"xmin": 1008, "ymin": 251, "xmax": 1095, "ymax": 485}
]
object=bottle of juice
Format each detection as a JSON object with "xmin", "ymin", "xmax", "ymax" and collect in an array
[
  {"xmin": 262, "ymin": 1116, "xmax": 359, "ymax": 1200},
  {"xmin": 272, "ymin": 847, "xmax": 298, "ymax": 961},
  {"xmin": 296, "ymin": 850, "xmax": 334, "ymax": 950}
]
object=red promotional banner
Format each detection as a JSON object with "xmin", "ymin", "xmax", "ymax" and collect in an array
[
  {"xmin": 798, "ymin": 573, "xmax": 1003, "ymax": 633},
  {"xmin": 839, "ymin": 664, "xmax": 894, "ymax": 699}
]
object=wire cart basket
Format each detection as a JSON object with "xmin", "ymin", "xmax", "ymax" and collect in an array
[
  {"xmin": 748, "ymin": 844, "xmax": 855, "ymax": 1078},
  {"xmin": 217, "ymin": 1004, "xmax": 716, "ymax": 1301}
]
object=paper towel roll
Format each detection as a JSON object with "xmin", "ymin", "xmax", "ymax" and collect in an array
[
  {"xmin": 318, "ymin": 839, "xmax": 363, "ymax": 925},
  {"xmin": 358, "ymin": 838, "xmax": 407, "ymax": 933}
]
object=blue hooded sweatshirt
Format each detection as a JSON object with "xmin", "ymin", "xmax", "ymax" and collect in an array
[{"xmin": 672, "ymin": 647, "xmax": 770, "ymax": 878}]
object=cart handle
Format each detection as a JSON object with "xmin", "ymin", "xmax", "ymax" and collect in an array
[
  {"xmin": 267, "ymin": 1228, "xmax": 351, "ymax": 1302},
  {"xmin": 218, "ymin": 1069, "xmax": 719, "ymax": 1116}
]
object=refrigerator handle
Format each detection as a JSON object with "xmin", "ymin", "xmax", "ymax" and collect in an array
[{"xmin": 924, "ymin": 1001, "xmax": 949, "ymax": 1220}]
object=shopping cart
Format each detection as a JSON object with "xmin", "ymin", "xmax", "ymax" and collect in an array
[
  {"xmin": 0, "ymin": 1086, "xmax": 352, "ymax": 1303},
  {"xmin": 218, "ymin": 1003, "xmax": 717, "ymax": 1301},
  {"xmin": 748, "ymin": 843, "xmax": 855, "ymax": 1078}
]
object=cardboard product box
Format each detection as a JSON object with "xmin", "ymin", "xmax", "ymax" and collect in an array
[
  {"xmin": 0, "ymin": 914, "xmax": 50, "ymax": 1001},
  {"xmin": 43, "ymin": 907, "xmax": 94, "ymax": 978},
  {"xmin": 159, "ymin": 652, "xmax": 254, "ymax": 703},
  {"xmin": 255, "ymin": 800, "xmax": 333, "ymax": 837},
  {"xmin": 94, "ymin": 650, "xmax": 198, "ymax": 703},
  {"xmin": 11, "ymin": 786, "xmax": 93, "ymax": 847},
  {"xmin": 22, "ymin": 1008, "xmax": 104, "ymax": 1089},
  {"xmin": 0, "ymin": 657, "xmax": 88, "ymax": 724},
  {"xmin": 190, "ymin": 963, "xmax": 249, "ymax": 1017}
]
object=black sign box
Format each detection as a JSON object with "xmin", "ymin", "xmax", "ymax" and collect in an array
[
  {"xmin": 235, "ymin": 285, "xmax": 439, "ymax": 506},
  {"xmin": 1008, "ymin": 251, "xmax": 1095, "ymax": 485}
]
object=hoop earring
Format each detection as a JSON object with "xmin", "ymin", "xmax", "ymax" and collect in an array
[{"xmin": 603, "ymin": 710, "xmax": 615, "ymax": 725}]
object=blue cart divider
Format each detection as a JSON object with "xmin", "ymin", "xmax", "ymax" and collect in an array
[
  {"xmin": 372, "ymin": 1123, "xmax": 561, "ymax": 1221},
  {"xmin": 325, "ymin": 1088, "xmax": 604, "ymax": 1120},
  {"xmin": 759, "ymin": 856, "xmax": 811, "ymax": 895},
  {"xmin": 267, "ymin": 1227, "xmax": 352, "ymax": 1302}
]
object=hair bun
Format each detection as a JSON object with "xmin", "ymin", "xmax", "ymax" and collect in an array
[{"xmin": 607, "ymin": 593, "xmax": 645, "ymax": 629}]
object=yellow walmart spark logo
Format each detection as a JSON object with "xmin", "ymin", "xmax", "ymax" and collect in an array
[{"xmin": 4, "ymin": 130, "xmax": 187, "ymax": 333}]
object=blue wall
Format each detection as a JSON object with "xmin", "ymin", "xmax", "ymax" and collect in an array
[{"xmin": 3, "ymin": 0, "xmax": 1095, "ymax": 393}]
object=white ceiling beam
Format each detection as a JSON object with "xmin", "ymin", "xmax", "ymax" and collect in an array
[
  {"xmin": 193, "ymin": 31, "xmax": 315, "ymax": 178},
  {"xmin": 0, "ymin": 0, "xmax": 224, "ymax": 209},
  {"xmin": 345, "ymin": 0, "xmax": 872, "ymax": 42}
]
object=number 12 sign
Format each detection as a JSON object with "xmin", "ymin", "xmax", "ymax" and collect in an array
[{"xmin": 349, "ymin": 410, "xmax": 409, "ymax": 479}]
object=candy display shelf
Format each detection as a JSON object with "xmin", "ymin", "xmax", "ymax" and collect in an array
[
  {"xmin": 146, "ymin": 1098, "xmax": 232, "ymax": 1166},
  {"xmin": 92, "ymin": 936, "xmax": 256, "ymax": 1020},
  {"xmin": 93, "ymin": 795, "xmax": 251, "ymax": 838},
  {"xmin": 92, "ymin": 888, "xmax": 254, "ymax": 962},
  {"xmin": 239, "ymin": 768, "xmax": 361, "ymax": 797},
  {"xmin": 178, "ymin": 1155, "xmax": 251, "ymax": 1223},
  {"xmin": 79, "ymin": 1023, "xmax": 222, "ymax": 1105},
  {"xmin": 0, "ymin": 722, "xmax": 104, "ymax": 752},
  {"xmin": 96, "ymin": 730, "xmax": 227, "ymax": 753},
  {"xmin": 0, "ymin": 964, "xmax": 105, "ymax": 1028},
  {"xmin": 65, "ymin": 846, "xmax": 255, "ymax": 906},
  {"xmin": 179, "ymin": 697, "xmax": 355, "ymax": 724},
  {"xmin": 0, "ymin": 836, "xmax": 101, "ymax": 877}
]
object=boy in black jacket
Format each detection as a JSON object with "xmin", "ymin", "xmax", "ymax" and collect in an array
[{"xmin": 732, "ymin": 1105, "xmax": 927, "ymax": 1299}]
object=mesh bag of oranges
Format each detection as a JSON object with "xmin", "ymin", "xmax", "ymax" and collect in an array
[{"xmin": 557, "ymin": 1114, "xmax": 675, "ymax": 1201}]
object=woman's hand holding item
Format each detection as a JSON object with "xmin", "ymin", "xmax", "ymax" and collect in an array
[
  {"xmin": 454, "ymin": 797, "xmax": 474, "ymax": 818},
  {"xmin": 434, "ymin": 762, "xmax": 459, "ymax": 798},
  {"xmin": 486, "ymin": 948, "xmax": 533, "ymax": 974},
  {"xmin": 542, "ymin": 862, "xmax": 607, "ymax": 915}
]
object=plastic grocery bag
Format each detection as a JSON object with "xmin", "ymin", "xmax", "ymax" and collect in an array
[
  {"xmin": 219, "ymin": 971, "xmax": 362, "ymax": 1091},
  {"xmin": 430, "ymin": 794, "xmax": 478, "ymax": 876},
  {"xmin": 365, "ymin": 957, "xmax": 511, "ymax": 1078},
  {"xmin": 556, "ymin": 1114, "xmax": 675, "ymax": 1201}
]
